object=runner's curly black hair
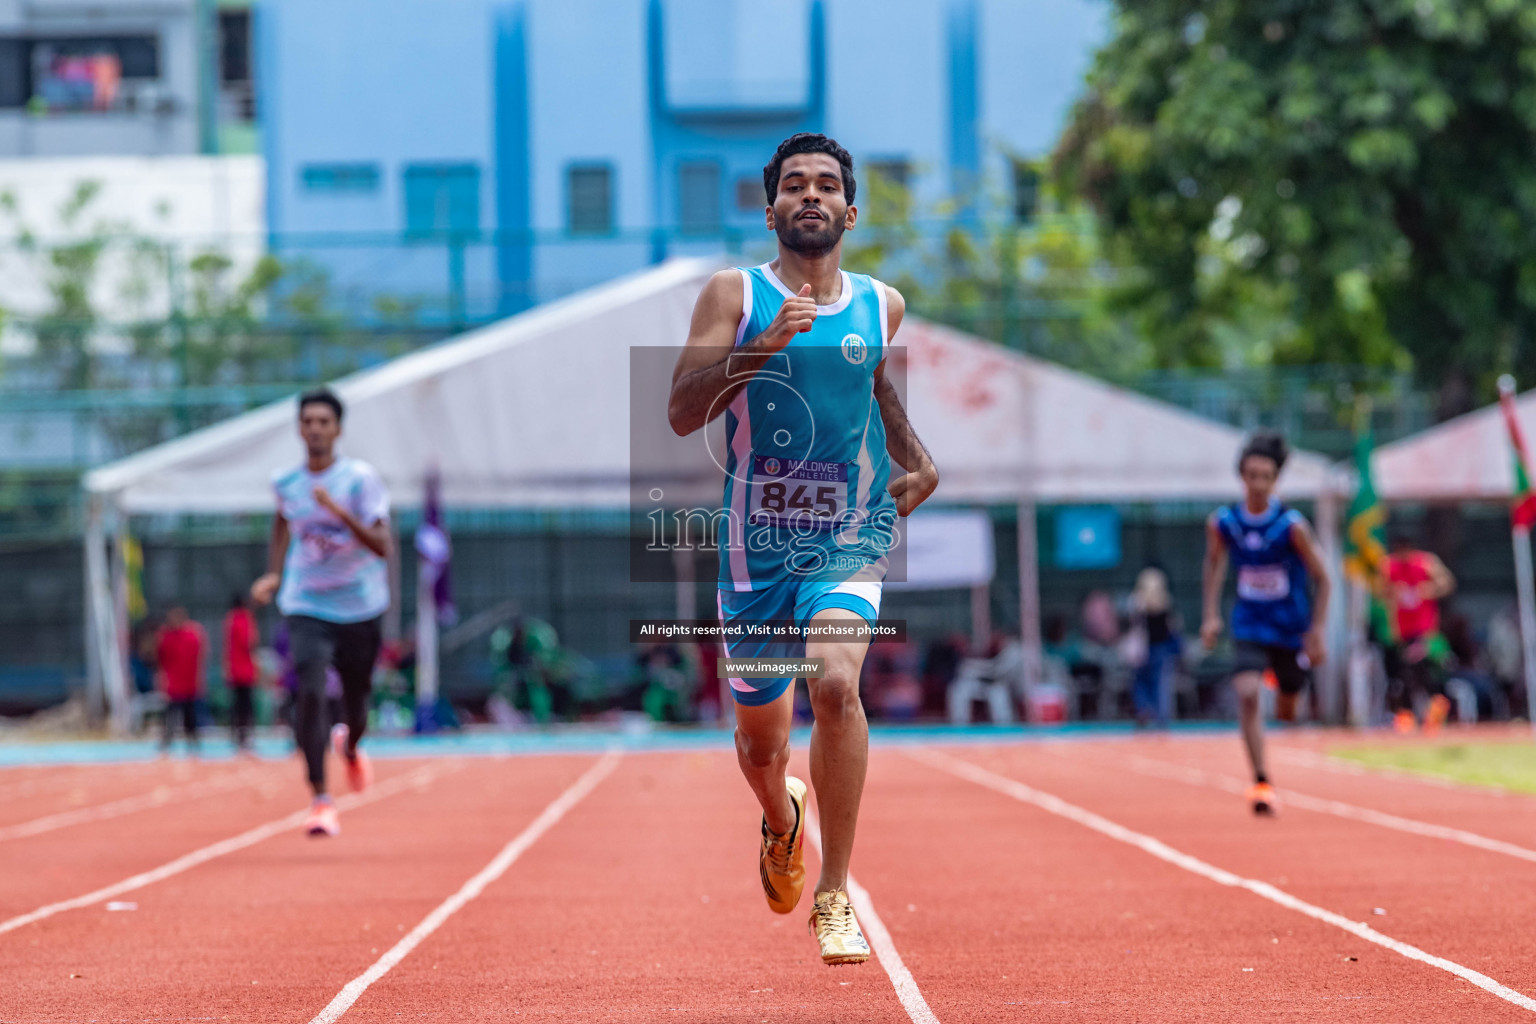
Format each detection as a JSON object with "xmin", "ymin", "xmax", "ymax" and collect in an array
[
  {"xmin": 763, "ymin": 133, "xmax": 856, "ymax": 205},
  {"xmin": 1238, "ymin": 429, "xmax": 1289, "ymax": 472},
  {"xmin": 298, "ymin": 387, "xmax": 344, "ymax": 423}
]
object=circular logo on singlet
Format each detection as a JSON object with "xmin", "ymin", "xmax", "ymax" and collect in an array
[
  {"xmin": 762, "ymin": 457, "xmax": 782, "ymax": 476},
  {"xmin": 841, "ymin": 333, "xmax": 867, "ymax": 365},
  {"xmin": 1244, "ymin": 531, "xmax": 1263, "ymax": 550}
]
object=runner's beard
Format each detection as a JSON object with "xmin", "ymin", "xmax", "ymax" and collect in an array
[{"xmin": 776, "ymin": 212, "xmax": 846, "ymax": 258}]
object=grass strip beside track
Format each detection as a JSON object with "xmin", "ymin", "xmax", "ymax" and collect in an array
[{"xmin": 1331, "ymin": 740, "xmax": 1536, "ymax": 795}]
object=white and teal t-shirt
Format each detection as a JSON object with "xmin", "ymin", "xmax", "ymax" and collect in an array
[{"xmin": 273, "ymin": 457, "xmax": 391, "ymax": 623}]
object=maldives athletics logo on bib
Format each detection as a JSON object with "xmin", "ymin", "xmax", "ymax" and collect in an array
[{"xmin": 841, "ymin": 333, "xmax": 867, "ymax": 365}]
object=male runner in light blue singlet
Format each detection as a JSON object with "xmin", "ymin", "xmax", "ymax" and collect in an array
[
  {"xmin": 251, "ymin": 388, "xmax": 391, "ymax": 838},
  {"xmin": 1201, "ymin": 430, "xmax": 1331, "ymax": 816},
  {"xmin": 669, "ymin": 134, "xmax": 939, "ymax": 965}
]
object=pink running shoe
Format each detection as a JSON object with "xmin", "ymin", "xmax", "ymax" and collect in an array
[
  {"xmin": 305, "ymin": 798, "xmax": 340, "ymax": 837},
  {"xmin": 330, "ymin": 723, "xmax": 373, "ymax": 793}
]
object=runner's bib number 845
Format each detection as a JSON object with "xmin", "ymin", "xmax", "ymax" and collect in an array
[{"xmin": 748, "ymin": 455, "xmax": 848, "ymax": 530}]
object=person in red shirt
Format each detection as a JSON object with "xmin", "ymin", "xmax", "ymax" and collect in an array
[
  {"xmin": 224, "ymin": 592, "xmax": 259, "ymax": 753},
  {"xmin": 1383, "ymin": 532, "xmax": 1457, "ymax": 733},
  {"xmin": 157, "ymin": 606, "xmax": 206, "ymax": 754}
]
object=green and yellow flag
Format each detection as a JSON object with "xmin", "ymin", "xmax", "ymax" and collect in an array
[
  {"xmin": 1344, "ymin": 400, "xmax": 1387, "ymax": 586},
  {"xmin": 124, "ymin": 536, "xmax": 146, "ymax": 621}
]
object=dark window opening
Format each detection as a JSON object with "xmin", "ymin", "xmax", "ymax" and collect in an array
[
  {"xmin": 1013, "ymin": 161, "xmax": 1041, "ymax": 225},
  {"xmin": 218, "ymin": 11, "xmax": 254, "ymax": 121},
  {"xmin": 568, "ymin": 164, "xmax": 614, "ymax": 235},
  {"xmin": 734, "ymin": 175, "xmax": 764, "ymax": 212},
  {"xmin": 0, "ymin": 35, "xmax": 161, "ymax": 111},
  {"xmin": 865, "ymin": 159, "xmax": 913, "ymax": 223},
  {"xmin": 404, "ymin": 163, "xmax": 481, "ymax": 237},
  {"xmin": 302, "ymin": 163, "xmax": 381, "ymax": 193},
  {"xmin": 678, "ymin": 160, "xmax": 722, "ymax": 236}
]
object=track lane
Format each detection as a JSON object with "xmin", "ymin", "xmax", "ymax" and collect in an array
[
  {"xmin": 921, "ymin": 741, "xmax": 1536, "ymax": 1019},
  {"xmin": 335, "ymin": 749, "xmax": 926, "ymax": 1023},
  {"xmin": 0, "ymin": 755, "xmax": 599, "ymax": 1023}
]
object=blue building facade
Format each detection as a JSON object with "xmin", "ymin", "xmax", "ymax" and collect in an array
[{"xmin": 259, "ymin": 0, "xmax": 1105, "ymax": 323}]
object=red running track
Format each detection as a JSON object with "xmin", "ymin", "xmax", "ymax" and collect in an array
[{"xmin": 3, "ymin": 732, "xmax": 1536, "ymax": 1022}]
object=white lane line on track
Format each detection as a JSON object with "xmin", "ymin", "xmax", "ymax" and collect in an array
[
  {"xmin": 0, "ymin": 762, "xmax": 457, "ymax": 938},
  {"xmin": 909, "ymin": 746, "xmax": 1536, "ymax": 1014},
  {"xmin": 0, "ymin": 768, "xmax": 269, "ymax": 843},
  {"xmin": 1111, "ymin": 751, "xmax": 1536, "ymax": 866},
  {"xmin": 804, "ymin": 809, "xmax": 940, "ymax": 1024},
  {"xmin": 306, "ymin": 751, "xmax": 623, "ymax": 1024}
]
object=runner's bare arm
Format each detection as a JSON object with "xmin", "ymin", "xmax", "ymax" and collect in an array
[
  {"xmin": 1423, "ymin": 551, "xmax": 1457, "ymax": 601},
  {"xmin": 873, "ymin": 286, "xmax": 937, "ymax": 516},
  {"xmin": 1200, "ymin": 516, "xmax": 1227, "ymax": 649},
  {"xmin": 313, "ymin": 487, "xmax": 390, "ymax": 558},
  {"xmin": 668, "ymin": 270, "xmax": 817, "ymax": 436},
  {"xmin": 1290, "ymin": 517, "xmax": 1332, "ymax": 666},
  {"xmin": 250, "ymin": 514, "xmax": 289, "ymax": 605}
]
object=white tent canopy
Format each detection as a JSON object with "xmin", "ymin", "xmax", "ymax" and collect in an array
[
  {"xmin": 84, "ymin": 257, "xmax": 1333, "ymax": 511},
  {"xmin": 82, "ymin": 257, "xmax": 1338, "ymax": 729},
  {"xmin": 1371, "ymin": 389, "xmax": 1536, "ymax": 502}
]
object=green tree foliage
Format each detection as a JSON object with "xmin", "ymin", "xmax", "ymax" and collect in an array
[
  {"xmin": 1057, "ymin": 0, "xmax": 1536, "ymax": 412},
  {"xmin": 843, "ymin": 164, "xmax": 1147, "ymax": 376},
  {"xmin": 0, "ymin": 181, "xmax": 358, "ymax": 389}
]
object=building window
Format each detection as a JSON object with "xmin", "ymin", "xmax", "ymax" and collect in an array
[
  {"xmin": 678, "ymin": 161, "xmax": 722, "ymax": 236},
  {"xmin": 567, "ymin": 164, "xmax": 614, "ymax": 235},
  {"xmin": 0, "ymin": 35, "xmax": 161, "ymax": 111},
  {"xmin": 404, "ymin": 163, "xmax": 480, "ymax": 237},
  {"xmin": 735, "ymin": 175, "xmax": 764, "ymax": 213},
  {"xmin": 1013, "ymin": 161, "xmax": 1040, "ymax": 225},
  {"xmin": 301, "ymin": 163, "xmax": 381, "ymax": 193},
  {"xmin": 218, "ymin": 10, "xmax": 254, "ymax": 121},
  {"xmin": 867, "ymin": 159, "xmax": 911, "ymax": 190},
  {"xmin": 865, "ymin": 159, "xmax": 913, "ymax": 223}
]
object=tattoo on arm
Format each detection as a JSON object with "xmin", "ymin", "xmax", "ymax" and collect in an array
[{"xmin": 875, "ymin": 375, "xmax": 932, "ymax": 472}]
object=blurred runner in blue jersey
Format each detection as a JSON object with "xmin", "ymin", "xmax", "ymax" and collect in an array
[
  {"xmin": 250, "ymin": 388, "xmax": 391, "ymax": 838},
  {"xmin": 669, "ymin": 134, "xmax": 939, "ymax": 965},
  {"xmin": 1201, "ymin": 430, "xmax": 1332, "ymax": 816}
]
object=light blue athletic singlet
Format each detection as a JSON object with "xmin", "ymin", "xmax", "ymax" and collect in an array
[{"xmin": 717, "ymin": 264, "xmax": 897, "ymax": 590}]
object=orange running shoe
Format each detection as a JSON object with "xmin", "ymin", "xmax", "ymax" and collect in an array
[
  {"xmin": 305, "ymin": 798, "xmax": 340, "ymax": 837},
  {"xmin": 1394, "ymin": 710, "xmax": 1417, "ymax": 734},
  {"xmin": 1423, "ymin": 694, "xmax": 1452, "ymax": 735},
  {"xmin": 331, "ymin": 723, "xmax": 372, "ymax": 793},
  {"xmin": 1246, "ymin": 782, "xmax": 1277, "ymax": 816}
]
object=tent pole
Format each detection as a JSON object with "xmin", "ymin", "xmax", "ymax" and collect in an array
[
  {"xmin": 1312, "ymin": 486, "xmax": 1346, "ymax": 724},
  {"xmin": 1016, "ymin": 501, "xmax": 1042, "ymax": 688},
  {"xmin": 970, "ymin": 581, "xmax": 991, "ymax": 653},
  {"xmin": 83, "ymin": 494, "xmax": 107, "ymax": 728},
  {"xmin": 1512, "ymin": 525, "xmax": 1536, "ymax": 736},
  {"xmin": 107, "ymin": 501, "xmax": 132, "ymax": 735}
]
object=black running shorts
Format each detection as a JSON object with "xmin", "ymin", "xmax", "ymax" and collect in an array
[{"xmin": 1232, "ymin": 640, "xmax": 1309, "ymax": 696}]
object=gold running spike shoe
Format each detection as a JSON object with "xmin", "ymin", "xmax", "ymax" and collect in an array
[
  {"xmin": 760, "ymin": 776, "xmax": 808, "ymax": 914},
  {"xmin": 808, "ymin": 889, "xmax": 871, "ymax": 965}
]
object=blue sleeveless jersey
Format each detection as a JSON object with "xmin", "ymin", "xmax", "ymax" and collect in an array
[
  {"xmin": 1215, "ymin": 501, "xmax": 1312, "ymax": 648},
  {"xmin": 719, "ymin": 264, "xmax": 896, "ymax": 589}
]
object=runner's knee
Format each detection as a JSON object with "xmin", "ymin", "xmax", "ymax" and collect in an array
[
  {"xmin": 809, "ymin": 671, "xmax": 862, "ymax": 722},
  {"xmin": 736, "ymin": 727, "xmax": 788, "ymax": 771}
]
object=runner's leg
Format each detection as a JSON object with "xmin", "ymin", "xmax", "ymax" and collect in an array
[
  {"xmin": 804, "ymin": 607, "xmax": 871, "ymax": 895},
  {"xmin": 734, "ymin": 686, "xmax": 796, "ymax": 835},
  {"xmin": 333, "ymin": 617, "xmax": 381, "ymax": 757},
  {"xmin": 289, "ymin": 616, "xmax": 334, "ymax": 796},
  {"xmin": 1233, "ymin": 670, "xmax": 1267, "ymax": 781}
]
